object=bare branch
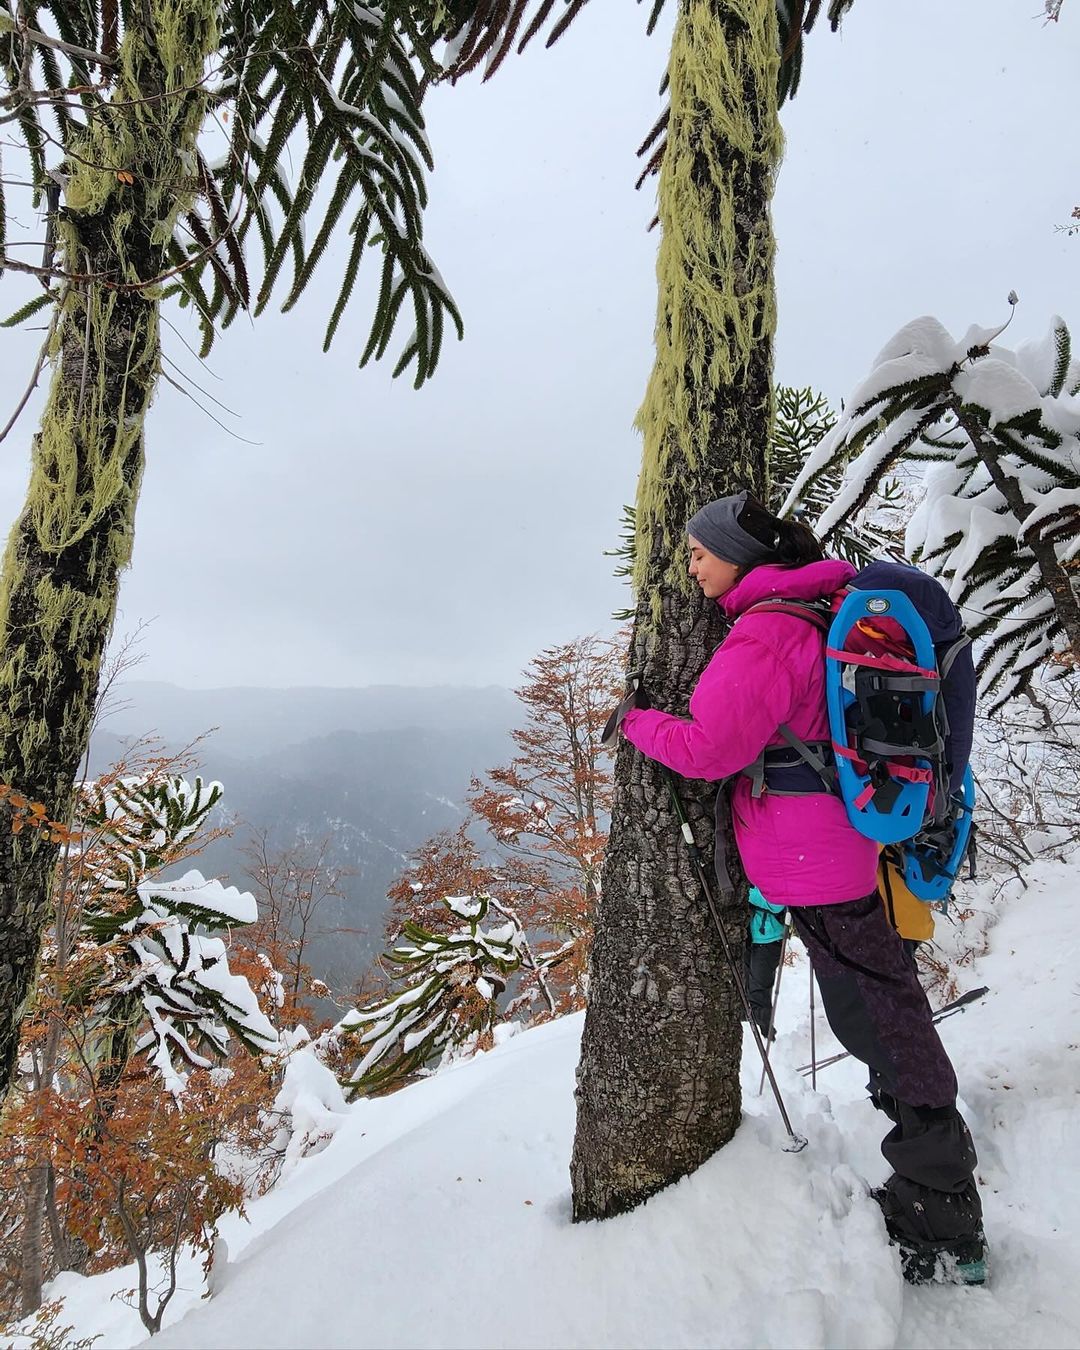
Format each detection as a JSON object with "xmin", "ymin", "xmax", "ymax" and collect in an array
[
  {"xmin": 0, "ymin": 10, "xmax": 116, "ymax": 69},
  {"xmin": 0, "ymin": 299, "xmax": 59, "ymax": 447}
]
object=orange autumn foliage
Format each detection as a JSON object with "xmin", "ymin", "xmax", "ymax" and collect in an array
[
  {"xmin": 388, "ymin": 632, "xmax": 627, "ymax": 1019},
  {"xmin": 0, "ymin": 1057, "xmax": 274, "ymax": 1332},
  {"xmin": 0, "ymin": 748, "xmax": 283, "ymax": 1332}
]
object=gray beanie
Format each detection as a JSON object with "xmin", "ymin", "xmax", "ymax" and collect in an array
[{"xmin": 686, "ymin": 492, "xmax": 777, "ymax": 568}]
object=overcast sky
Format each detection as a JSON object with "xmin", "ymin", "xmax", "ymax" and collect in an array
[{"xmin": 0, "ymin": 1, "xmax": 1075, "ymax": 690}]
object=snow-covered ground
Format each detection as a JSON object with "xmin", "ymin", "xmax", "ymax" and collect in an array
[{"xmin": 24, "ymin": 854, "xmax": 1080, "ymax": 1350}]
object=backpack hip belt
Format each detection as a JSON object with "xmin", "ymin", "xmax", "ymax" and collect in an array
[{"xmin": 743, "ymin": 732, "xmax": 837, "ymax": 799}]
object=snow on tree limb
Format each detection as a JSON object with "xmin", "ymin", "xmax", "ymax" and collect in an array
[
  {"xmin": 77, "ymin": 775, "xmax": 279, "ymax": 1095},
  {"xmin": 783, "ymin": 311, "xmax": 1080, "ymax": 708},
  {"xmin": 337, "ymin": 891, "xmax": 533, "ymax": 1098}
]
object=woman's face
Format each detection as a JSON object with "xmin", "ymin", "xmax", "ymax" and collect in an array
[{"xmin": 688, "ymin": 536, "xmax": 740, "ymax": 599}]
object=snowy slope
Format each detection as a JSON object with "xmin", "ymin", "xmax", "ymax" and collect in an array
[{"xmin": 32, "ymin": 855, "xmax": 1080, "ymax": 1350}]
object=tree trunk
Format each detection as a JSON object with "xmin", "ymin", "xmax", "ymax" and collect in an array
[
  {"xmin": 570, "ymin": 0, "xmax": 781, "ymax": 1220},
  {"xmin": 18, "ymin": 1015, "xmax": 64, "ymax": 1312},
  {"xmin": 0, "ymin": 0, "xmax": 218, "ymax": 1105},
  {"xmin": 19, "ymin": 1162, "xmax": 49, "ymax": 1317}
]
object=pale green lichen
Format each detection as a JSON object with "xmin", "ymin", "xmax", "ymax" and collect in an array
[
  {"xmin": 0, "ymin": 0, "xmax": 221, "ymax": 799},
  {"xmin": 633, "ymin": 0, "xmax": 782, "ymax": 621}
]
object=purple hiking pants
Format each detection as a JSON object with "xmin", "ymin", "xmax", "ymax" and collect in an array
[{"xmin": 791, "ymin": 892, "xmax": 979, "ymax": 1199}]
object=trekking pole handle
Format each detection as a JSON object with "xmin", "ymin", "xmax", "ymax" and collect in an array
[{"xmin": 601, "ymin": 669, "xmax": 648, "ymax": 748}]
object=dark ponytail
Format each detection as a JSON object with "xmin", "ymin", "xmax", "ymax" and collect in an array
[{"xmin": 736, "ymin": 494, "xmax": 825, "ymax": 570}]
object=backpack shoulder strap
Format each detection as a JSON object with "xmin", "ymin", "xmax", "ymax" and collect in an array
[
  {"xmin": 741, "ymin": 598, "xmax": 832, "ymax": 634},
  {"xmin": 937, "ymin": 633, "xmax": 972, "ymax": 679},
  {"xmin": 736, "ymin": 599, "xmax": 840, "ymax": 797}
]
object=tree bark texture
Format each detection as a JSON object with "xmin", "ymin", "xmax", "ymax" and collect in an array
[
  {"xmin": 19, "ymin": 1161, "xmax": 49, "ymax": 1316},
  {"xmin": 0, "ymin": 1, "xmax": 217, "ymax": 1104},
  {"xmin": 571, "ymin": 0, "xmax": 781, "ymax": 1221}
]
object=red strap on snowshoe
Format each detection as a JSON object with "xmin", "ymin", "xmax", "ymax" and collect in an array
[
  {"xmin": 825, "ymin": 646, "xmax": 938, "ymax": 682},
  {"xmin": 852, "ymin": 763, "xmax": 934, "ymax": 811},
  {"xmin": 889, "ymin": 763, "xmax": 934, "ymax": 784}
]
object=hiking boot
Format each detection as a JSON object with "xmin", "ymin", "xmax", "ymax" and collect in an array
[
  {"xmin": 870, "ymin": 1186, "xmax": 988, "ymax": 1286},
  {"xmin": 895, "ymin": 1230, "xmax": 988, "ymax": 1287}
]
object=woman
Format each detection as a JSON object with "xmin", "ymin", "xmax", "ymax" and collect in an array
[{"xmin": 617, "ymin": 491, "xmax": 986, "ymax": 1286}]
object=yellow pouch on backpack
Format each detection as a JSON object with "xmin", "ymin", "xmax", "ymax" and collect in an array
[{"xmin": 878, "ymin": 848, "xmax": 935, "ymax": 943}]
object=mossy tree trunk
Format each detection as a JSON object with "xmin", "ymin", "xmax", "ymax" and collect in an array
[
  {"xmin": 0, "ymin": 1, "xmax": 218, "ymax": 1105},
  {"xmin": 570, "ymin": 0, "xmax": 781, "ymax": 1220}
]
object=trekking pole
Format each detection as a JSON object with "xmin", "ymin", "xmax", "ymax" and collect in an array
[
  {"xmin": 797, "ymin": 985, "xmax": 990, "ymax": 1077},
  {"xmin": 756, "ymin": 919, "xmax": 791, "ymax": 1097},
  {"xmin": 660, "ymin": 767, "xmax": 807, "ymax": 1153},
  {"xmin": 809, "ymin": 968, "xmax": 818, "ymax": 1091}
]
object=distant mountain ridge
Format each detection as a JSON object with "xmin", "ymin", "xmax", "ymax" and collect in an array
[
  {"xmin": 88, "ymin": 682, "xmax": 519, "ymax": 1006},
  {"xmin": 93, "ymin": 680, "xmax": 519, "ymax": 761}
]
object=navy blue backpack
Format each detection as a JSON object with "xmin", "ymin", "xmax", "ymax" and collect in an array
[{"xmin": 744, "ymin": 562, "xmax": 977, "ymax": 903}]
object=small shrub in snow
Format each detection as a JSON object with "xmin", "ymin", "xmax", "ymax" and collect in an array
[
  {"xmin": 388, "ymin": 633, "xmax": 626, "ymax": 1017},
  {"xmin": 3, "ymin": 1296, "xmax": 100, "ymax": 1350},
  {"xmin": 337, "ymin": 893, "xmax": 530, "ymax": 1098},
  {"xmin": 265, "ymin": 1045, "xmax": 352, "ymax": 1178}
]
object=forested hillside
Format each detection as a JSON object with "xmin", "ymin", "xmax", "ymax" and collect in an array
[{"xmin": 90, "ymin": 684, "xmax": 518, "ymax": 997}]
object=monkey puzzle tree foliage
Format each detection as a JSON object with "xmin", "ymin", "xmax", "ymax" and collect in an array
[
  {"xmin": 782, "ymin": 311, "xmax": 1080, "ymax": 708},
  {"xmin": 0, "ymin": 1, "xmax": 459, "ymax": 1104},
  {"xmin": 608, "ymin": 385, "xmax": 904, "ymax": 615},
  {"xmin": 339, "ymin": 891, "xmax": 530, "ymax": 1097},
  {"xmin": 439, "ymin": 0, "xmax": 856, "ymax": 1219},
  {"xmin": 5, "ymin": 759, "xmax": 275, "ymax": 1316}
]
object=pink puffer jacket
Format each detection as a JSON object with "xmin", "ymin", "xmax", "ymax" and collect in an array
[{"xmin": 621, "ymin": 560, "xmax": 879, "ymax": 906}]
